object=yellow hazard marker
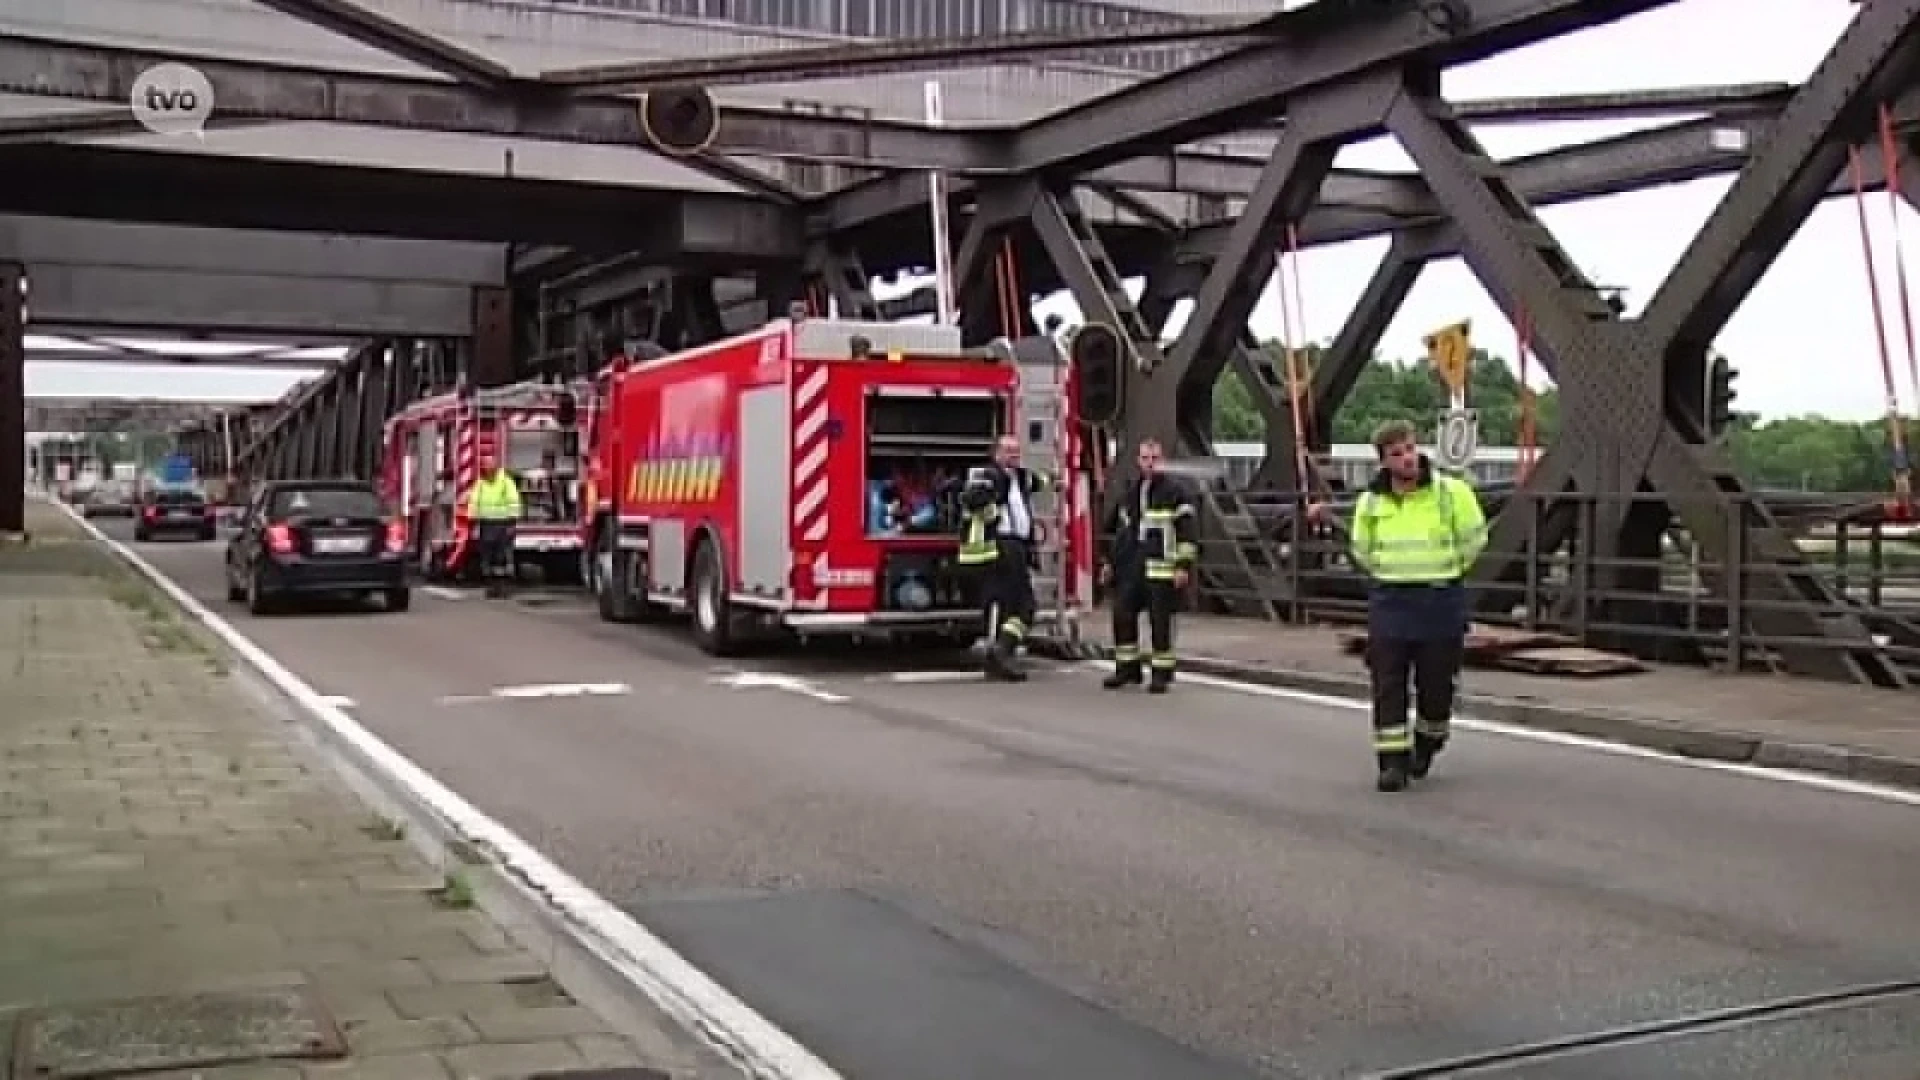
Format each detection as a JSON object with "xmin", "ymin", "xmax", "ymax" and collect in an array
[{"xmin": 1424, "ymin": 320, "xmax": 1472, "ymax": 398}]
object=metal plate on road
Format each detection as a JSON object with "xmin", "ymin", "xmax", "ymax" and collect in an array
[
  {"xmin": 628, "ymin": 887, "xmax": 1264, "ymax": 1080},
  {"xmin": 1435, "ymin": 408, "xmax": 1479, "ymax": 471}
]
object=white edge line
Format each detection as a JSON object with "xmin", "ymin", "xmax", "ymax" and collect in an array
[
  {"xmin": 49, "ymin": 497, "xmax": 846, "ymax": 1080},
  {"xmin": 1082, "ymin": 661, "xmax": 1920, "ymax": 809}
]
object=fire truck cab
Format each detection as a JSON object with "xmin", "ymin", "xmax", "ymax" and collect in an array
[
  {"xmin": 582, "ymin": 316, "xmax": 1088, "ymax": 655},
  {"xmin": 380, "ymin": 378, "xmax": 588, "ymax": 585}
]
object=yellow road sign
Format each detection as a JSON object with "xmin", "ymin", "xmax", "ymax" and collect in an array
[{"xmin": 1424, "ymin": 320, "xmax": 1472, "ymax": 393}]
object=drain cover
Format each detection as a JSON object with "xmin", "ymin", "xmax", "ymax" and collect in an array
[{"xmin": 11, "ymin": 987, "xmax": 347, "ymax": 1078}]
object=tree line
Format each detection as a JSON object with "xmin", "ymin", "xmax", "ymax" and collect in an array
[{"xmin": 1211, "ymin": 342, "xmax": 1918, "ymax": 493}]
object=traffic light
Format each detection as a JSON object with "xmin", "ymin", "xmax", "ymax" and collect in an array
[
  {"xmin": 1069, "ymin": 323, "xmax": 1124, "ymax": 427},
  {"xmin": 1707, "ymin": 353, "xmax": 1738, "ymax": 436}
]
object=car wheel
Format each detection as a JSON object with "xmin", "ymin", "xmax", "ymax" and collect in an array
[
  {"xmin": 134, "ymin": 530, "xmax": 149, "ymax": 543},
  {"xmin": 385, "ymin": 587, "xmax": 411, "ymax": 612}
]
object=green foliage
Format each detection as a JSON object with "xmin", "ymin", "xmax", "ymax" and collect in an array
[
  {"xmin": 1210, "ymin": 342, "xmax": 1917, "ymax": 494},
  {"xmin": 1211, "ymin": 342, "xmax": 1559, "ymax": 446}
]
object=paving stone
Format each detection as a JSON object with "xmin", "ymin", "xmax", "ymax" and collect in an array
[
  {"xmin": 303, "ymin": 1050, "xmax": 456, "ymax": 1079},
  {"xmin": 443, "ymin": 1038, "xmax": 588, "ymax": 1078},
  {"xmin": 464, "ymin": 1004, "xmax": 612, "ymax": 1042},
  {"xmin": 0, "ymin": 501, "xmax": 690, "ymax": 1080}
]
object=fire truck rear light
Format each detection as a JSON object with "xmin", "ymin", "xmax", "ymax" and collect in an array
[
  {"xmin": 1885, "ymin": 499, "xmax": 1914, "ymax": 523},
  {"xmin": 265, "ymin": 524, "xmax": 295, "ymax": 554},
  {"xmin": 385, "ymin": 520, "xmax": 407, "ymax": 553}
]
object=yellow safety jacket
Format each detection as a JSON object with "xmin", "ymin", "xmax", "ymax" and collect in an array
[
  {"xmin": 1104, "ymin": 474, "xmax": 1198, "ymax": 581},
  {"xmin": 957, "ymin": 465, "xmax": 1052, "ymax": 565},
  {"xmin": 1349, "ymin": 466, "xmax": 1487, "ymax": 583},
  {"xmin": 467, "ymin": 471, "xmax": 522, "ymax": 521}
]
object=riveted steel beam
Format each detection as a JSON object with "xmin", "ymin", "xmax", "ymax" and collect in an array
[
  {"xmin": 1006, "ymin": 0, "xmax": 1685, "ymax": 180},
  {"xmin": 0, "ymin": 143, "xmax": 799, "ymax": 257},
  {"xmin": 1169, "ymin": 76, "xmax": 1405, "ymax": 423},
  {"xmin": 1385, "ymin": 0, "xmax": 1920, "ymax": 687},
  {"xmin": 250, "ymin": 0, "xmax": 514, "ymax": 88}
]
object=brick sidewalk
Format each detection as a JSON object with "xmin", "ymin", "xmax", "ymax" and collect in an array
[{"xmin": 0, "ymin": 500, "xmax": 690, "ymax": 1079}]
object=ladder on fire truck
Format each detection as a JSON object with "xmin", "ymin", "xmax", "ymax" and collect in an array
[{"xmin": 1008, "ymin": 337, "xmax": 1087, "ymax": 646}]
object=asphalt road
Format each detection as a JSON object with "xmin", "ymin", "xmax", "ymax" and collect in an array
[{"xmin": 117, "ymin": 521, "xmax": 1920, "ymax": 1079}]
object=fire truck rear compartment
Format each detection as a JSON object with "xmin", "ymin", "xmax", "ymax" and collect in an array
[
  {"xmin": 860, "ymin": 389, "xmax": 1004, "ymax": 620},
  {"xmin": 863, "ymin": 390, "xmax": 1001, "ymax": 536}
]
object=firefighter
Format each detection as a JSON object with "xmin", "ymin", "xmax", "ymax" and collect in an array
[
  {"xmin": 958, "ymin": 434, "xmax": 1052, "ymax": 682},
  {"xmin": 467, "ymin": 451, "xmax": 523, "ymax": 598},
  {"xmin": 1309, "ymin": 420, "xmax": 1486, "ymax": 792},
  {"xmin": 1099, "ymin": 437, "xmax": 1196, "ymax": 693}
]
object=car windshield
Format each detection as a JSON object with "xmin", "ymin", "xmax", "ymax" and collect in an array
[
  {"xmin": 151, "ymin": 489, "xmax": 204, "ymax": 507},
  {"xmin": 269, "ymin": 486, "xmax": 385, "ymax": 520}
]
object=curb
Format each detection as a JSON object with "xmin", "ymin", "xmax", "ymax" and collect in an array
[
  {"xmin": 1035, "ymin": 634, "xmax": 1920, "ymax": 793},
  {"xmin": 38, "ymin": 495, "xmax": 842, "ymax": 1080}
]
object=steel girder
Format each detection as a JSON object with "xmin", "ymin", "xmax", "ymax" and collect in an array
[
  {"xmin": 0, "ymin": 32, "xmax": 1770, "ymax": 206},
  {"xmin": 832, "ymin": 107, "xmax": 1788, "ymax": 259},
  {"xmin": 1005, "ymin": 0, "xmax": 1685, "ymax": 179},
  {"xmin": 1, "ymin": 260, "xmax": 22, "ymax": 533},
  {"xmin": 1373, "ymin": 0, "xmax": 1920, "ymax": 686},
  {"xmin": 2, "ymin": 215, "xmax": 506, "ymax": 337},
  {"xmin": 0, "ymin": 143, "xmax": 798, "ymax": 257}
]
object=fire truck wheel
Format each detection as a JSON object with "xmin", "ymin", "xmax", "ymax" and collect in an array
[{"xmin": 690, "ymin": 539, "xmax": 739, "ymax": 657}]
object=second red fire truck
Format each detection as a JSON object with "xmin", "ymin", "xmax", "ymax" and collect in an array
[
  {"xmin": 380, "ymin": 379, "xmax": 590, "ymax": 585},
  {"xmin": 578, "ymin": 314, "xmax": 1092, "ymax": 655}
]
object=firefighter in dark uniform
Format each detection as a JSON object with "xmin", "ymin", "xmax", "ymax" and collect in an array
[
  {"xmin": 1099, "ymin": 437, "xmax": 1197, "ymax": 693},
  {"xmin": 958, "ymin": 434, "xmax": 1052, "ymax": 682},
  {"xmin": 1310, "ymin": 420, "xmax": 1487, "ymax": 792}
]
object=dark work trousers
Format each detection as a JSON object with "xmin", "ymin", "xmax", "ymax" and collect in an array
[
  {"xmin": 981, "ymin": 536, "xmax": 1036, "ymax": 649},
  {"xmin": 1366, "ymin": 582, "xmax": 1467, "ymax": 769},
  {"xmin": 475, "ymin": 520, "xmax": 516, "ymax": 593},
  {"xmin": 1110, "ymin": 576, "xmax": 1177, "ymax": 680}
]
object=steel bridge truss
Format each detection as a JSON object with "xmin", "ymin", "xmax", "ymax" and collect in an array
[{"xmin": 7, "ymin": 0, "xmax": 1920, "ymax": 686}]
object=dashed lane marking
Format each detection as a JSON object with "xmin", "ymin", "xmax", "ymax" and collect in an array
[
  {"xmin": 436, "ymin": 681, "xmax": 632, "ymax": 706},
  {"xmin": 712, "ymin": 671, "xmax": 849, "ymax": 704},
  {"xmin": 422, "ymin": 586, "xmax": 467, "ymax": 601}
]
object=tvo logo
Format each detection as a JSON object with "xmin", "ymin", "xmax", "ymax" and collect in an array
[{"xmin": 130, "ymin": 63, "xmax": 214, "ymax": 137}]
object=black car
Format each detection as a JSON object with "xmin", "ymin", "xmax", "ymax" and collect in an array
[
  {"xmin": 135, "ymin": 488, "xmax": 217, "ymax": 542},
  {"xmin": 225, "ymin": 480, "xmax": 411, "ymax": 615}
]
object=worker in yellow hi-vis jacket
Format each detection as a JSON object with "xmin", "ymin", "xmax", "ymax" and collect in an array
[{"xmin": 1310, "ymin": 420, "xmax": 1486, "ymax": 792}]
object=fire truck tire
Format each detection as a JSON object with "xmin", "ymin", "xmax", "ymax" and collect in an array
[
  {"xmin": 690, "ymin": 538, "xmax": 741, "ymax": 657},
  {"xmin": 593, "ymin": 526, "xmax": 644, "ymax": 623}
]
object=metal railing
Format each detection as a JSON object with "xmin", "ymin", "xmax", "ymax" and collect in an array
[{"xmin": 1184, "ymin": 482, "xmax": 1920, "ymax": 691}]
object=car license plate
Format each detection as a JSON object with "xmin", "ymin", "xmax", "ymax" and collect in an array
[
  {"xmin": 313, "ymin": 536, "xmax": 367, "ymax": 554},
  {"xmin": 168, "ymin": 510, "xmax": 195, "ymax": 518}
]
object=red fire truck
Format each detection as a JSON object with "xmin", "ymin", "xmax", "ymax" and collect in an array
[
  {"xmin": 580, "ymin": 315, "xmax": 1091, "ymax": 655},
  {"xmin": 380, "ymin": 378, "xmax": 589, "ymax": 584}
]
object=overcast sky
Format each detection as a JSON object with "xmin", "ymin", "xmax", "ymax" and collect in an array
[{"xmin": 26, "ymin": 1, "xmax": 1910, "ymax": 424}]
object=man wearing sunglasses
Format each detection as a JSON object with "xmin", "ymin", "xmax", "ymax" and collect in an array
[{"xmin": 1310, "ymin": 421, "xmax": 1486, "ymax": 792}]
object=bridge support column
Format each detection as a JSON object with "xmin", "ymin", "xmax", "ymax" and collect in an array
[{"xmin": 0, "ymin": 262, "xmax": 23, "ymax": 533}]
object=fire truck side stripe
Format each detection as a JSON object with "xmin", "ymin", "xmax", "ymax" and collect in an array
[{"xmin": 792, "ymin": 365, "xmax": 830, "ymax": 544}]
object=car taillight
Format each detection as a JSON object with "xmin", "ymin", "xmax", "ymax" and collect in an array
[
  {"xmin": 385, "ymin": 519, "xmax": 406, "ymax": 553},
  {"xmin": 142, "ymin": 505, "xmax": 158, "ymax": 520},
  {"xmin": 265, "ymin": 523, "xmax": 295, "ymax": 554}
]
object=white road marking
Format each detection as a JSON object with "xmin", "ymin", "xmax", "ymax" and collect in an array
[
  {"xmin": 713, "ymin": 671, "xmax": 850, "ymax": 704},
  {"xmin": 1092, "ymin": 662, "xmax": 1920, "ymax": 809},
  {"xmin": 317, "ymin": 695, "xmax": 356, "ymax": 710},
  {"xmin": 53, "ymin": 500, "xmax": 844, "ymax": 1080},
  {"xmin": 437, "ymin": 681, "xmax": 631, "ymax": 706},
  {"xmin": 871, "ymin": 670, "xmax": 984, "ymax": 684},
  {"xmin": 422, "ymin": 586, "xmax": 467, "ymax": 601}
]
